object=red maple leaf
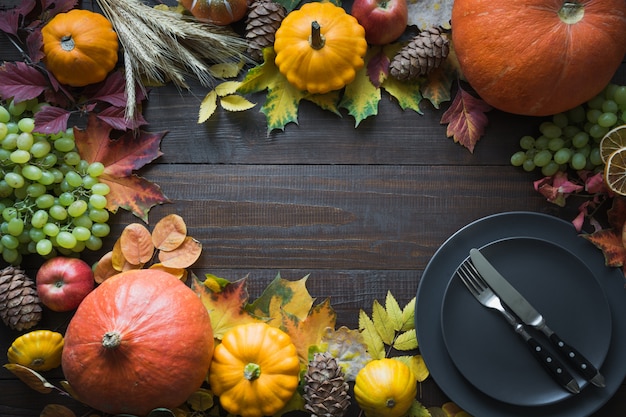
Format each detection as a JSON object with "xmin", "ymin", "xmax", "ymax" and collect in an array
[
  {"xmin": 74, "ymin": 114, "xmax": 170, "ymax": 222},
  {"xmin": 583, "ymin": 197, "xmax": 626, "ymax": 276},
  {"xmin": 440, "ymin": 85, "xmax": 492, "ymax": 153},
  {"xmin": 367, "ymin": 48, "xmax": 390, "ymax": 89}
]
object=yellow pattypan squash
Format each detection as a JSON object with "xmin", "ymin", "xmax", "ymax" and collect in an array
[
  {"xmin": 208, "ymin": 322, "xmax": 300, "ymax": 417},
  {"xmin": 7, "ymin": 329, "xmax": 64, "ymax": 371},
  {"xmin": 274, "ymin": 1, "xmax": 367, "ymax": 94},
  {"xmin": 354, "ymin": 358, "xmax": 417, "ymax": 417}
]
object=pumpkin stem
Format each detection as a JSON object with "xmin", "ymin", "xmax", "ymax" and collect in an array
[
  {"xmin": 558, "ymin": 2, "xmax": 584, "ymax": 24},
  {"xmin": 309, "ymin": 21, "xmax": 325, "ymax": 50},
  {"xmin": 60, "ymin": 35, "xmax": 75, "ymax": 52},
  {"xmin": 243, "ymin": 362, "xmax": 261, "ymax": 380},
  {"xmin": 102, "ymin": 331, "xmax": 122, "ymax": 350},
  {"xmin": 386, "ymin": 398, "xmax": 397, "ymax": 408}
]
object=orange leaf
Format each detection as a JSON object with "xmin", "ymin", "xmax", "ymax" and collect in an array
[
  {"xmin": 583, "ymin": 228, "xmax": 626, "ymax": 268},
  {"xmin": 158, "ymin": 236, "xmax": 202, "ymax": 269},
  {"xmin": 281, "ymin": 298, "xmax": 337, "ymax": 364},
  {"xmin": 74, "ymin": 114, "xmax": 170, "ymax": 222},
  {"xmin": 93, "ymin": 251, "xmax": 119, "ymax": 284},
  {"xmin": 152, "ymin": 214, "xmax": 187, "ymax": 251},
  {"xmin": 3, "ymin": 363, "xmax": 54, "ymax": 394},
  {"xmin": 440, "ymin": 85, "xmax": 491, "ymax": 153},
  {"xmin": 190, "ymin": 274, "xmax": 260, "ymax": 339},
  {"xmin": 120, "ymin": 223, "xmax": 154, "ymax": 265}
]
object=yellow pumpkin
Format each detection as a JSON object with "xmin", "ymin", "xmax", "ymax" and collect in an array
[
  {"xmin": 7, "ymin": 330, "xmax": 64, "ymax": 371},
  {"xmin": 208, "ymin": 322, "xmax": 300, "ymax": 417},
  {"xmin": 41, "ymin": 9, "xmax": 119, "ymax": 87},
  {"xmin": 354, "ymin": 358, "xmax": 417, "ymax": 417},
  {"xmin": 273, "ymin": 2, "xmax": 367, "ymax": 94}
]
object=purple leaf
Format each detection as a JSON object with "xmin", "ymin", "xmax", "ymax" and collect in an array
[
  {"xmin": 0, "ymin": 9, "xmax": 20, "ymax": 36},
  {"xmin": 33, "ymin": 106, "xmax": 71, "ymax": 135},
  {"xmin": 0, "ymin": 62, "xmax": 48, "ymax": 102},
  {"xmin": 86, "ymin": 72, "xmax": 128, "ymax": 107},
  {"xmin": 97, "ymin": 106, "xmax": 148, "ymax": 131},
  {"xmin": 26, "ymin": 28, "xmax": 44, "ymax": 63},
  {"xmin": 42, "ymin": 0, "xmax": 78, "ymax": 17}
]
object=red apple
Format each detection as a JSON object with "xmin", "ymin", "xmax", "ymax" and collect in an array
[
  {"xmin": 350, "ymin": 0, "xmax": 408, "ymax": 45},
  {"xmin": 36, "ymin": 257, "xmax": 95, "ymax": 312}
]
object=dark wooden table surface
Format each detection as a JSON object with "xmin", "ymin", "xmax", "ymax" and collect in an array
[{"xmin": 1, "ymin": 2, "xmax": 625, "ymax": 415}]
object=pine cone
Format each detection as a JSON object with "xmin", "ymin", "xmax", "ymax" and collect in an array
[
  {"xmin": 245, "ymin": 0, "xmax": 287, "ymax": 62},
  {"xmin": 303, "ymin": 352, "xmax": 350, "ymax": 417},
  {"xmin": 0, "ymin": 266, "xmax": 42, "ymax": 331},
  {"xmin": 389, "ymin": 27, "xmax": 450, "ymax": 81}
]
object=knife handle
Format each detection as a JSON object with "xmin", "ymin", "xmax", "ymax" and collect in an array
[
  {"xmin": 525, "ymin": 335, "xmax": 580, "ymax": 394},
  {"xmin": 548, "ymin": 332, "xmax": 604, "ymax": 385}
]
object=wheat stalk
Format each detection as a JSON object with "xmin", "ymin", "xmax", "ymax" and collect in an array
[{"xmin": 95, "ymin": 0, "xmax": 248, "ymax": 120}]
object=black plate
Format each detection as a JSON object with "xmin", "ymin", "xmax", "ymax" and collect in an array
[
  {"xmin": 415, "ymin": 211, "xmax": 626, "ymax": 417},
  {"xmin": 441, "ymin": 237, "xmax": 611, "ymax": 406}
]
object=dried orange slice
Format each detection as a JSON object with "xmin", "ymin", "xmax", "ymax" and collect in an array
[
  {"xmin": 604, "ymin": 147, "xmax": 626, "ymax": 195},
  {"xmin": 600, "ymin": 125, "xmax": 626, "ymax": 163}
]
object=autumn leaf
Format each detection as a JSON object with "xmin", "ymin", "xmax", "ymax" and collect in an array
[
  {"xmin": 186, "ymin": 388, "xmax": 214, "ymax": 412},
  {"xmin": 190, "ymin": 274, "xmax": 261, "ymax": 339},
  {"xmin": 281, "ymin": 298, "xmax": 337, "ymax": 364},
  {"xmin": 3, "ymin": 363, "xmax": 55, "ymax": 394},
  {"xmin": 440, "ymin": 85, "xmax": 492, "ymax": 153},
  {"xmin": 583, "ymin": 228, "xmax": 626, "ymax": 271},
  {"xmin": 321, "ymin": 326, "xmax": 372, "ymax": 381},
  {"xmin": 152, "ymin": 213, "xmax": 187, "ymax": 251},
  {"xmin": 74, "ymin": 113, "xmax": 170, "ymax": 222},
  {"xmin": 359, "ymin": 310, "xmax": 386, "ymax": 359},
  {"xmin": 248, "ymin": 273, "xmax": 314, "ymax": 322},
  {"xmin": 367, "ymin": 46, "xmax": 390, "ymax": 88},
  {"xmin": 340, "ymin": 49, "xmax": 381, "ymax": 127},
  {"xmin": 158, "ymin": 236, "xmax": 202, "ymax": 268},
  {"xmin": 0, "ymin": 62, "xmax": 49, "ymax": 103},
  {"xmin": 119, "ymin": 223, "xmax": 154, "ymax": 265},
  {"xmin": 420, "ymin": 54, "xmax": 457, "ymax": 109}
]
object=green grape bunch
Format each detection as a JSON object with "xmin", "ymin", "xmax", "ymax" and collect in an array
[
  {"xmin": 511, "ymin": 83, "xmax": 626, "ymax": 176},
  {"xmin": 0, "ymin": 98, "xmax": 111, "ymax": 265}
]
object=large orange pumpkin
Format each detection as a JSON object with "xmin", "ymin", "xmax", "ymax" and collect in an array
[
  {"xmin": 451, "ymin": 0, "xmax": 626, "ymax": 116},
  {"xmin": 61, "ymin": 269, "xmax": 213, "ymax": 416}
]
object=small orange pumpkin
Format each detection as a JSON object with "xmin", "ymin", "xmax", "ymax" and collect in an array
[
  {"xmin": 41, "ymin": 9, "xmax": 119, "ymax": 87},
  {"xmin": 180, "ymin": 0, "xmax": 249, "ymax": 25},
  {"xmin": 61, "ymin": 269, "xmax": 214, "ymax": 416},
  {"xmin": 451, "ymin": 0, "xmax": 626, "ymax": 116}
]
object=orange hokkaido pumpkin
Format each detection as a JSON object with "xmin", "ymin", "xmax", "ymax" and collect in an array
[
  {"xmin": 451, "ymin": 0, "xmax": 626, "ymax": 116},
  {"xmin": 61, "ymin": 269, "xmax": 214, "ymax": 416}
]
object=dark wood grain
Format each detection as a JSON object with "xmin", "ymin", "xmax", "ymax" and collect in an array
[{"xmin": 1, "ymin": 3, "xmax": 625, "ymax": 415}]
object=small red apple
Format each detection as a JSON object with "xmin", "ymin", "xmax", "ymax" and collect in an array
[
  {"xmin": 36, "ymin": 257, "xmax": 95, "ymax": 312},
  {"xmin": 350, "ymin": 0, "xmax": 408, "ymax": 45}
]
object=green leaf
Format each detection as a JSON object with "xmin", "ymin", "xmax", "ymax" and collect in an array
[
  {"xmin": 198, "ymin": 90, "xmax": 218, "ymax": 123},
  {"xmin": 383, "ymin": 76, "xmax": 423, "ymax": 114},
  {"xmin": 385, "ymin": 291, "xmax": 404, "ymax": 331},
  {"xmin": 359, "ymin": 310, "xmax": 385, "ymax": 359},
  {"xmin": 401, "ymin": 297, "xmax": 416, "ymax": 331},
  {"xmin": 372, "ymin": 300, "xmax": 395, "ymax": 345},
  {"xmin": 393, "ymin": 329, "xmax": 418, "ymax": 351},
  {"xmin": 339, "ymin": 60, "xmax": 381, "ymax": 127}
]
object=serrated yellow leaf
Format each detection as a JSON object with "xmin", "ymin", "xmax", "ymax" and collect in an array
[
  {"xmin": 339, "ymin": 63, "xmax": 380, "ymax": 127},
  {"xmin": 220, "ymin": 94, "xmax": 256, "ymax": 112},
  {"xmin": 359, "ymin": 310, "xmax": 385, "ymax": 359},
  {"xmin": 372, "ymin": 300, "xmax": 395, "ymax": 344},
  {"xmin": 393, "ymin": 354, "xmax": 430, "ymax": 382},
  {"xmin": 215, "ymin": 81, "xmax": 243, "ymax": 97},
  {"xmin": 209, "ymin": 61, "xmax": 244, "ymax": 78},
  {"xmin": 401, "ymin": 297, "xmax": 416, "ymax": 331},
  {"xmin": 393, "ymin": 329, "xmax": 418, "ymax": 351},
  {"xmin": 385, "ymin": 291, "xmax": 404, "ymax": 331},
  {"xmin": 198, "ymin": 90, "xmax": 218, "ymax": 123}
]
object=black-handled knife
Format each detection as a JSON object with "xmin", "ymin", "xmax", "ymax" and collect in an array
[{"xmin": 469, "ymin": 248, "xmax": 606, "ymax": 388}]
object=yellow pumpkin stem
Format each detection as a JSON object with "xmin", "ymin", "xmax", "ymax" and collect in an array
[
  {"xmin": 309, "ymin": 21, "xmax": 325, "ymax": 50},
  {"xmin": 102, "ymin": 331, "xmax": 122, "ymax": 349},
  {"xmin": 243, "ymin": 362, "xmax": 261, "ymax": 380}
]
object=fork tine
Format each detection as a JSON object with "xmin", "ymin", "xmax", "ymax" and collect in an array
[{"xmin": 457, "ymin": 261, "xmax": 481, "ymax": 295}]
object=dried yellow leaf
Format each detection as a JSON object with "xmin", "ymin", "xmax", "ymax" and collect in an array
[
  {"xmin": 385, "ymin": 291, "xmax": 404, "ymax": 331},
  {"xmin": 358, "ymin": 310, "xmax": 385, "ymax": 360},
  {"xmin": 152, "ymin": 213, "xmax": 187, "ymax": 251},
  {"xmin": 93, "ymin": 251, "xmax": 119, "ymax": 284},
  {"xmin": 372, "ymin": 300, "xmax": 395, "ymax": 345},
  {"xmin": 393, "ymin": 329, "xmax": 418, "ymax": 351},
  {"xmin": 221, "ymin": 94, "xmax": 256, "ymax": 112},
  {"xmin": 120, "ymin": 223, "xmax": 154, "ymax": 265},
  {"xmin": 209, "ymin": 61, "xmax": 244, "ymax": 78},
  {"xmin": 3, "ymin": 363, "xmax": 54, "ymax": 394},
  {"xmin": 158, "ymin": 236, "xmax": 202, "ymax": 269},
  {"xmin": 215, "ymin": 81, "xmax": 242, "ymax": 96},
  {"xmin": 199, "ymin": 90, "xmax": 218, "ymax": 123}
]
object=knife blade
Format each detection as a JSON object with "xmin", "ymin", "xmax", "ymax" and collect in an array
[{"xmin": 469, "ymin": 248, "xmax": 606, "ymax": 388}]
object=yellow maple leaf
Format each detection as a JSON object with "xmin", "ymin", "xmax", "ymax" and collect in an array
[{"xmin": 248, "ymin": 273, "xmax": 314, "ymax": 322}]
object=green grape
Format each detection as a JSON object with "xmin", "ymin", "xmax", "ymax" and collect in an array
[
  {"xmin": 50, "ymin": 168, "xmax": 63, "ymax": 183},
  {"xmin": 4, "ymin": 172, "xmax": 24, "ymax": 188},
  {"xmin": 614, "ymin": 86, "xmax": 626, "ymax": 105},
  {"xmin": 89, "ymin": 194, "xmax": 107, "ymax": 210},
  {"xmin": 522, "ymin": 159, "xmax": 536, "ymax": 172},
  {"xmin": 68, "ymin": 199, "xmax": 88, "ymax": 217},
  {"xmin": 26, "ymin": 183, "xmax": 46, "ymax": 198},
  {"xmin": 548, "ymin": 137, "xmax": 565, "ymax": 151},
  {"xmin": 554, "ymin": 148, "xmax": 572, "ymax": 164},
  {"xmin": 72, "ymin": 226, "xmax": 91, "ymax": 241},
  {"xmin": 510, "ymin": 151, "xmax": 526, "ymax": 167},
  {"xmin": 49, "ymin": 204, "xmax": 68, "ymax": 221},
  {"xmin": 28, "ymin": 227, "xmax": 45, "ymax": 243},
  {"xmin": 63, "ymin": 151, "xmax": 81, "ymax": 166},
  {"xmin": 56, "ymin": 230, "xmax": 76, "ymax": 249},
  {"xmin": 58, "ymin": 192, "xmax": 75, "ymax": 207},
  {"xmin": 0, "ymin": 123, "xmax": 8, "ymax": 141},
  {"xmin": 6, "ymin": 122, "xmax": 18, "ymax": 134},
  {"xmin": 53, "ymin": 137, "xmax": 75, "ymax": 153},
  {"xmin": 35, "ymin": 194, "xmax": 55, "ymax": 209},
  {"xmin": 2, "ymin": 133, "xmax": 18, "ymax": 150},
  {"xmin": 535, "ymin": 136, "xmax": 549, "ymax": 150},
  {"xmin": 541, "ymin": 161, "xmax": 560, "ymax": 177},
  {"xmin": 8, "ymin": 100, "xmax": 27, "ymax": 116},
  {"xmin": 91, "ymin": 182, "xmax": 110, "ymax": 196},
  {"xmin": 572, "ymin": 132, "xmax": 590, "ymax": 148},
  {"xmin": 602, "ymin": 100, "xmax": 619, "ymax": 114},
  {"xmin": 587, "ymin": 108, "xmax": 602, "ymax": 124},
  {"xmin": 3, "ymin": 248, "xmax": 20, "ymax": 264},
  {"xmin": 91, "ymin": 222, "xmax": 110, "ymax": 238},
  {"xmin": 22, "ymin": 164, "xmax": 43, "ymax": 181},
  {"xmin": 87, "ymin": 161, "xmax": 105, "ymax": 177},
  {"xmin": 0, "ymin": 106, "xmax": 10, "ymax": 123},
  {"xmin": 65, "ymin": 171, "xmax": 83, "ymax": 188},
  {"xmin": 39, "ymin": 153, "xmax": 57, "ymax": 168},
  {"xmin": 82, "ymin": 175, "xmax": 98, "ymax": 189},
  {"xmin": 16, "ymin": 132, "xmax": 33, "ymax": 150},
  {"xmin": 7, "ymin": 217, "xmax": 24, "ymax": 236},
  {"xmin": 89, "ymin": 207, "xmax": 109, "ymax": 223},
  {"xmin": 590, "ymin": 147, "xmax": 603, "ymax": 167},
  {"xmin": 73, "ymin": 214, "xmax": 92, "ymax": 229},
  {"xmin": 589, "ymin": 124, "xmax": 609, "ymax": 139},
  {"xmin": 0, "ymin": 181, "xmax": 12, "ymax": 198},
  {"xmin": 10, "ymin": 149, "xmax": 31, "ymax": 164},
  {"xmin": 84, "ymin": 235, "xmax": 102, "ymax": 251},
  {"xmin": 30, "ymin": 140, "xmax": 51, "ymax": 158},
  {"xmin": 597, "ymin": 112, "xmax": 618, "ymax": 128},
  {"xmin": 533, "ymin": 150, "xmax": 553, "ymax": 167},
  {"xmin": 540, "ymin": 122, "xmax": 562, "ymax": 139},
  {"xmin": 13, "ymin": 185, "xmax": 28, "ymax": 201},
  {"xmin": 43, "ymin": 222, "xmax": 59, "ymax": 237},
  {"xmin": 36, "ymin": 239, "xmax": 53, "ymax": 256},
  {"xmin": 567, "ymin": 106, "xmax": 586, "ymax": 124},
  {"xmin": 587, "ymin": 95, "xmax": 605, "ymax": 109},
  {"xmin": 571, "ymin": 153, "xmax": 587, "ymax": 170},
  {"xmin": 38, "ymin": 170, "xmax": 55, "ymax": 186},
  {"xmin": 76, "ymin": 159, "xmax": 89, "ymax": 174},
  {"xmin": 31, "ymin": 210, "xmax": 48, "ymax": 229},
  {"xmin": 1, "ymin": 234, "xmax": 19, "ymax": 249}
]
